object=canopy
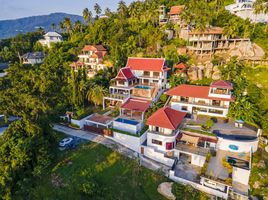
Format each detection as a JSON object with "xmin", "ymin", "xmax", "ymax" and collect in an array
[{"xmin": 180, "ymin": 134, "xmax": 200, "ymax": 146}]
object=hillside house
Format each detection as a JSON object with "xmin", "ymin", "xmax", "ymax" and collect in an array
[
  {"xmin": 166, "ymin": 80, "xmax": 234, "ymax": 118},
  {"xmin": 70, "ymin": 45, "xmax": 108, "ymax": 78},
  {"xmin": 103, "ymin": 57, "xmax": 170, "ymax": 110},
  {"xmin": 22, "ymin": 52, "xmax": 45, "ymax": 65},
  {"xmin": 38, "ymin": 32, "xmax": 63, "ymax": 48},
  {"xmin": 225, "ymin": 0, "xmax": 268, "ymax": 23}
]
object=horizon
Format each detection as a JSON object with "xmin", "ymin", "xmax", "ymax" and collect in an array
[{"xmin": 0, "ymin": 0, "xmax": 133, "ymax": 21}]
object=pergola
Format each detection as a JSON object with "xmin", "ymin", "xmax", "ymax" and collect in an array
[{"xmin": 120, "ymin": 98, "xmax": 151, "ymax": 121}]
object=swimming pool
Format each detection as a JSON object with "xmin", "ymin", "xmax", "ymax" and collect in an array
[
  {"xmin": 134, "ymin": 85, "xmax": 151, "ymax": 90},
  {"xmin": 115, "ymin": 118, "xmax": 139, "ymax": 125}
]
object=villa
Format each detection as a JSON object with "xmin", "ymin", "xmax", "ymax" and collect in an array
[
  {"xmin": 225, "ymin": 0, "xmax": 268, "ymax": 23},
  {"xmin": 103, "ymin": 57, "xmax": 170, "ymax": 109},
  {"xmin": 22, "ymin": 52, "xmax": 45, "ymax": 65},
  {"xmin": 159, "ymin": 5, "xmax": 185, "ymax": 25},
  {"xmin": 141, "ymin": 107, "xmax": 187, "ymax": 167},
  {"xmin": 166, "ymin": 80, "xmax": 234, "ymax": 118},
  {"xmin": 70, "ymin": 45, "xmax": 108, "ymax": 78},
  {"xmin": 38, "ymin": 32, "xmax": 63, "ymax": 48}
]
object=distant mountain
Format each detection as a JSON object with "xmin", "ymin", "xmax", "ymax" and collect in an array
[{"xmin": 0, "ymin": 13, "xmax": 84, "ymax": 39}]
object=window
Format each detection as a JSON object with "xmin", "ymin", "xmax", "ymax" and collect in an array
[
  {"xmin": 181, "ymin": 106, "xmax": 188, "ymax": 111},
  {"xmin": 166, "ymin": 142, "xmax": 174, "ymax": 150},
  {"xmin": 152, "ymin": 139, "xmax": 162, "ymax": 146},
  {"xmin": 208, "ymin": 109, "xmax": 223, "ymax": 114},
  {"xmin": 181, "ymin": 96, "xmax": 189, "ymax": 102}
]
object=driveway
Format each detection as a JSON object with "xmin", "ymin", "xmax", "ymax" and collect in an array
[{"xmin": 53, "ymin": 124, "xmax": 170, "ymax": 173}]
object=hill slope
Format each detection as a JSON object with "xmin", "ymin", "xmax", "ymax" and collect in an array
[{"xmin": 0, "ymin": 13, "xmax": 83, "ymax": 39}]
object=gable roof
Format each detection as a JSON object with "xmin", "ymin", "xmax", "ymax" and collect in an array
[
  {"xmin": 174, "ymin": 63, "xmax": 187, "ymax": 69},
  {"xmin": 166, "ymin": 84, "xmax": 234, "ymax": 101},
  {"xmin": 44, "ymin": 32, "xmax": 62, "ymax": 37},
  {"xmin": 210, "ymin": 80, "xmax": 233, "ymax": 89},
  {"xmin": 22, "ymin": 52, "xmax": 45, "ymax": 59},
  {"xmin": 116, "ymin": 67, "xmax": 136, "ymax": 80},
  {"xmin": 168, "ymin": 5, "xmax": 185, "ymax": 15},
  {"xmin": 121, "ymin": 98, "xmax": 151, "ymax": 112},
  {"xmin": 82, "ymin": 45, "xmax": 107, "ymax": 52},
  {"xmin": 0, "ymin": 63, "xmax": 9, "ymax": 71},
  {"xmin": 146, "ymin": 107, "xmax": 186, "ymax": 130},
  {"xmin": 126, "ymin": 57, "xmax": 169, "ymax": 72}
]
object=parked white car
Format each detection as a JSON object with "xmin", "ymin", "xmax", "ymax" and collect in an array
[{"xmin": 59, "ymin": 137, "xmax": 74, "ymax": 147}]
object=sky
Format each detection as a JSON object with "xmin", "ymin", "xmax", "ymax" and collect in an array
[{"xmin": 0, "ymin": 0, "xmax": 134, "ymax": 20}]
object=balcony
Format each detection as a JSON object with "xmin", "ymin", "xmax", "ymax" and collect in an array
[
  {"xmin": 147, "ymin": 130, "xmax": 179, "ymax": 137},
  {"xmin": 104, "ymin": 93, "xmax": 129, "ymax": 101},
  {"xmin": 170, "ymin": 99, "xmax": 228, "ymax": 109}
]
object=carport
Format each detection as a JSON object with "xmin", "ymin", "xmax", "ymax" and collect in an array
[{"xmin": 84, "ymin": 114, "xmax": 113, "ymax": 134}]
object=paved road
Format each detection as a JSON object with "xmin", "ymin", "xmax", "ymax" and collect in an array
[{"xmin": 53, "ymin": 124, "xmax": 169, "ymax": 173}]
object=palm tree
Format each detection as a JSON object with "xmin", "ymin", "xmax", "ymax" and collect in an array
[
  {"xmin": 74, "ymin": 20, "xmax": 82, "ymax": 33},
  {"xmin": 83, "ymin": 8, "xmax": 92, "ymax": 25},
  {"xmin": 59, "ymin": 22, "xmax": 65, "ymax": 33},
  {"xmin": 63, "ymin": 17, "xmax": 72, "ymax": 34},
  {"xmin": 87, "ymin": 85, "xmax": 108, "ymax": 107},
  {"xmin": 94, "ymin": 3, "xmax": 102, "ymax": 19},
  {"xmin": 105, "ymin": 8, "xmax": 112, "ymax": 16},
  {"xmin": 117, "ymin": 0, "xmax": 128, "ymax": 19},
  {"xmin": 51, "ymin": 23, "xmax": 56, "ymax": 31},
  {"xmin": 223, "ymin": 18, "xmax": 240, "ymax": 39}
]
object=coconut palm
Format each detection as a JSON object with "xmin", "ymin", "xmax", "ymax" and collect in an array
[
  {"xmin": 63, "ymin": 17, "xmax": 72, "ymax": 34},
  {"xmin": 51, "ymin": 23, "xmax": 56, "ymax": 31},
  {"xmin": 94, "ymin": 3, "xmax": 102, "ymax": 19},
  {"xmin": 87, "ymin": 85, "xmax": 108, "ymax": 107},
  {"xmin": 74, "ymin": 20, "xmax": 82, "ymax": 33},
  {"xmin": 83, "ymin": 8, "xmax": 92, "ymax": 25}
]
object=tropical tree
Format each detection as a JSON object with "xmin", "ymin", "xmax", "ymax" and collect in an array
[
  {"xmin": 94, "ymin": 3, "xmax": 102, "ymax": 19},
  {"xmin": 74, "ymin": 20, "xmax": 83, "ymax": 33},
  {"xmin": 51, "ymin": 23, "xmax": 56, "ymax": 31},
  {"xmin": 63, "ymin": 17, "xmax": 72, "ymax": 34},
  {"xmin": 86, "ymin": 85, "xmax": 108, "ymax": 107},
  {"xmin": 83, "ymin": 8, "xmax": 92, "ymax": 25},
  {"xmin": 117, "ymin": 0, "xmax": 128, "ymax": 19}
]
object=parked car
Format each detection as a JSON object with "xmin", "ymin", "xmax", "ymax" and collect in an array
[{"xmin": 59, "ymin": 137, "xmax": 74, "ymax": 147}]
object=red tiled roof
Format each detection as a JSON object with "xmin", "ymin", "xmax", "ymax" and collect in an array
[
  {"xmin": 174, "ymin": 63, "xmax": 187, "ymax": 69},
  {"xmin": 146, "ymin": 107, "xmax": 186, "ymax": 130},
  {"xmin": 189, "ymin": 27, "xmax": 223, "ymax": 35},
  {"xmin": 166, "ymin": 84, "xmax": 234, "ymax": 102},
  {"xmin": 121, "ymin": 98, "xmax": 151, "ymax": 112},
  {"xmin": 210, "ymin": 80, "xmax": 233, "ymax": 89},
  {"xmin": 126, "ymin": 57, "xmax": 169, "ymax": 72},
  {"xmin": 82, "ymin": 45, "xmax": 107, "ymax": 52},
  {"xmin": 116, "ymin": 67, "xmax": 136, "ymax": 80},
  {"xmin": 168, "ymin": 5, "xmax": 185, "ymax": 15}
]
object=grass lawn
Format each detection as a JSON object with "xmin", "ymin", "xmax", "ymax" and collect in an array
[{"xmin": 28, "ymin": 141, "xmax": 168, "ymax": 200}]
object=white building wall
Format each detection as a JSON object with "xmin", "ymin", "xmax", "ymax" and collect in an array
[
  {"xmin": 143, "ymin": 146, "xmax": 175, "ymax": 167},
  {"xmin": 173, "ymin": 149, "xmax": 206, "ymax": 167},
  {"xmin": 170, "ymin": 101, "xmax": 229, "ymax": 117},
  {"xmin": 113, "ymin": 120, "xmax": 142, "ymax": 134},
  {"xmin": 108, "ymin": 131, "xmax": 147, "ymax": 153},
  {"xmin": 71, "ymin": 114, "xmax": 93, "ymax": 129},
  {"xmin": 232, "ymin": 167, "xmax": 250, "ymax": 185},
  {"xmin": 147, "ymin": 132, "xmax": 177, "ymax": 152},
  {"xmin": 217, "ymin": 137, "xmax": 258, "ymax": 153}
]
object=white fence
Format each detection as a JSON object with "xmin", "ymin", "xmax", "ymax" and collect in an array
[
  {"xmin": 71, "ymin": 114, "xmax": 93, "ymax": 129},
  {"xmin": 169, "ymin": 170, "xmax": 229, "ymax": 199}
]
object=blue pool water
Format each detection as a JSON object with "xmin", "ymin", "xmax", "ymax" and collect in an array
[
  {"xmin": 115, "ymin": 118, "xmax": 139, "ymax": 125},
  {"xmin": 134, "ymin": 85, "xmax": 151, "ymax": 90}
]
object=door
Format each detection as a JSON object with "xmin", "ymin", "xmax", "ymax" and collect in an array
[{"xmin": 141, "ymin": 147, "xmax": 144, "ymax": 155}]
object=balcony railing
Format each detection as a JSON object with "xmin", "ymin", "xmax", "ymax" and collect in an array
[
  {"xmin": 105, "ymin": 93, "xmax": 128, "ymax": 100},
  {"xmin": 170, "ymin": 99, "xmax": 228, "ymax": 109},
  {"xmin": 147, "ymin": 130, "xmax": 178, "ymax": 137}
]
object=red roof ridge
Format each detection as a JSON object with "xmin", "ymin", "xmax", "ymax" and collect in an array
[{"xmin": 163, "ymin": 107, "xmax": 176, "ymax": 130}]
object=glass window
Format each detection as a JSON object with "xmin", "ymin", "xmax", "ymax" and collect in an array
[
  {"xmin": 152, "ymin": 139, "xmax": 162, "ymax": 146},
  {"xmin": 181, "ymin": 106, "xmax": 188, "ymax": 111}
]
